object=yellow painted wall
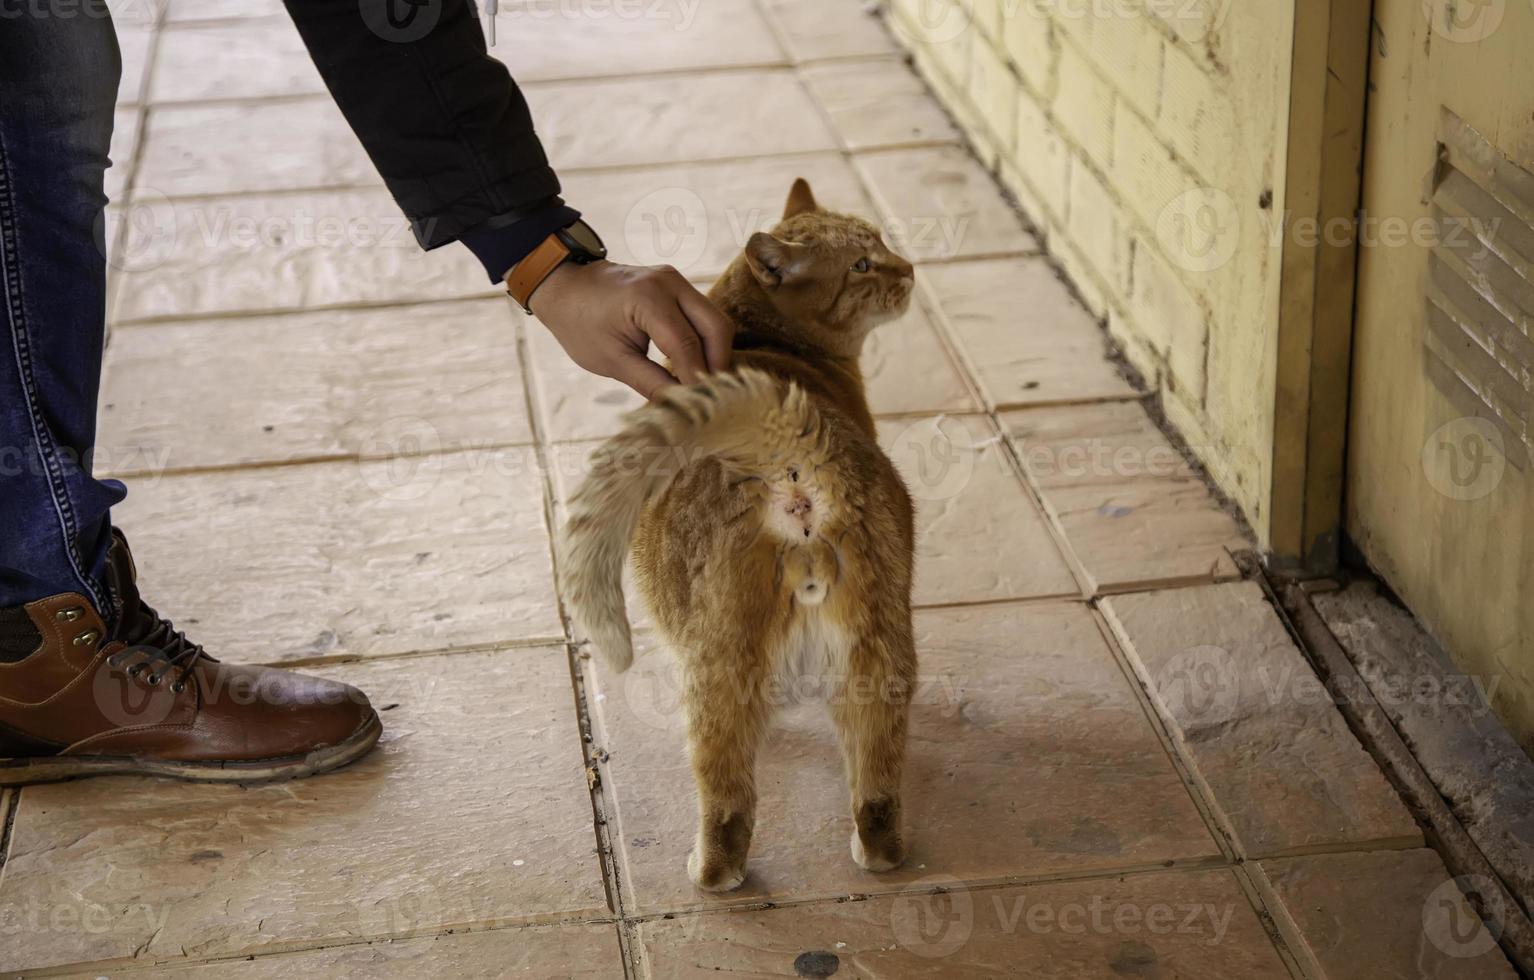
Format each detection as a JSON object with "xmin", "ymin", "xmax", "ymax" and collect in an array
[{"xmin": 886, "ymin": 0, "xmax": 1296, "ymax": 542}]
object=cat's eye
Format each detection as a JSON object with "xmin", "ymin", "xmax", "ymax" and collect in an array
[{"xmin": 852, "ymin": 257, "xmax": 871, "ymax": 273}]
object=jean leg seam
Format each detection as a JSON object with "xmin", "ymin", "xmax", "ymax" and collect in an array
[{"xmin": 0, "ymin": 131, "xmax": 111, "ymax": 612}]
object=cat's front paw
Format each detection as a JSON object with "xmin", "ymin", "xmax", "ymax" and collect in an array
[
  {"xmin": 851, "ymin": 797, "xmax": 906, "ymax": 871},
  {"xmin": 687, "ymin": 846, "xmax": 747, "ymax": 892},
  {"xmin": 850, "ymin": 828, "xmax": 906, "ymax": 872}
]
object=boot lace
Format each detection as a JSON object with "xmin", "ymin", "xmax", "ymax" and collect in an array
[{"xmin": 108, "ymin": 601, "xmax": 208, "ymax": 692}]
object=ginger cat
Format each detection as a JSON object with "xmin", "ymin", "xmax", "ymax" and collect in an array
[{"xmin": 560, "ymin": 179, "xmax": 917, "ymax": 891}]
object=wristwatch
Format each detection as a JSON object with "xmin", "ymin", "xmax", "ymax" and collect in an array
[{"xmin": 505, "ymin": 218, "xmax": 607, "ymax": 312}]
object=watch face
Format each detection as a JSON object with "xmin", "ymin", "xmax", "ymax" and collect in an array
[{"xmin": 560, "ymin": 220, "xmax": 607, "ymax": 260}]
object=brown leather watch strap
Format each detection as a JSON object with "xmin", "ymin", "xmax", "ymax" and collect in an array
[{"xmin": 506, "ymin": 233, "xmax": 572, "ymax": 312}]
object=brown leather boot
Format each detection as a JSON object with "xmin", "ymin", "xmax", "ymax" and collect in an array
[{"xmin": 0, "ymin": 531, "xmax": 380, "ymax": 785}]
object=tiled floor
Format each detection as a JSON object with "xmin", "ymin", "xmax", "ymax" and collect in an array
[{"xmin": 1, "ymin": 0, "xmax": 1518, "ymax": 977}]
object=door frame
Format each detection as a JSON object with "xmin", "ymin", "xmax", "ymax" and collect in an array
[{"xmin": 1267, "ymin": 0, "xmax": 1374, "ymax": 573}]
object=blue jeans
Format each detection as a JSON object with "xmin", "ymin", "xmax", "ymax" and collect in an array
[{"xmin": 0, "ymin": 3, "xmax": 127, "ymax": 615}]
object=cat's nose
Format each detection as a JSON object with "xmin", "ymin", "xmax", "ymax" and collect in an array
[{"xmin": 889, "ymin": 255, "xmax": 914, "ymax": 280}]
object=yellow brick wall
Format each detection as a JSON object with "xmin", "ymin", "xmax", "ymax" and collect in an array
[{"xmin": 887, "ymin": 0, "xmax": 1296, "ymax": 540}]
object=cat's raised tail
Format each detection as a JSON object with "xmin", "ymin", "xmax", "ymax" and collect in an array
[{"xmin": 559, "ymin": 368, "xmax": 831, "ymax": 673}]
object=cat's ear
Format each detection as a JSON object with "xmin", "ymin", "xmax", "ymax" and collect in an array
[
  {"xmin": 783, "ymin": 178, "xmax": 818, "ymax": 219},
  {"xmin": 746, "ymin": 232, "xmax": 809, "ymax": 289}
]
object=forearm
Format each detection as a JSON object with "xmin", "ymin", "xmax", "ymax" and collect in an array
[{"xmin": 282, "ymin": 0, "xmax": 570, "ymax": 272}]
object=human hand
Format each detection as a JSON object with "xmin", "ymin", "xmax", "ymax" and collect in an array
[{"xmin": 528, "ymin": 260, "xmax": 735, "ymax": 398}]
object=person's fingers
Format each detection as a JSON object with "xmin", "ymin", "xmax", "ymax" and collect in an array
[
  {"xmin": 647, "ymin": 308, "xmax": 709, "ymax": 385},
  {"xmin": 674, "ymin": 286, "xmax": 735, "ymax": 373},
  {"xmin": 609, "ymin": 351, "xmax": 680, "ymax": 400}
]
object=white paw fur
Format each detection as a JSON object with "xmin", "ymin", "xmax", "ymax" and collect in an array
[
  {"xmin": 687, "ymin": 847, "xmax": 746, "ymax": 892},
  {"xmin": 850, "ymin": 830, "xmax": 902, "ymax": 872}
]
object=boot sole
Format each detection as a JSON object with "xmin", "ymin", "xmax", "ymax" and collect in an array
[{"xmin": 0, "ymin": 712, "xmax": 382, "ymax": 787}]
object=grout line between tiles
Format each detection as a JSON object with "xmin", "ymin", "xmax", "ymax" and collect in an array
[
  {"xmin": 143, "ymin": 61, "xmax": 799, "ymax": 110},
  {"xmin": 791, "ymin": 51, "xmax": 910, "ymax": 69},
  {"xmin": 156, "ymin": 12, "xmax": 276, "ymax": 29},
  {"xmin": 910, "ymin": 592, "xmax": 1085, "ymax": 612},
  {"xmin": 520, "ymin": 63, "xmax": 805, "ymax": 90},
  {"xmin": 97, "ymin": 435, "xmax": 540, "ymax": 481},
  {"xmin": 501, "ymin": 61, "xmax": 796, "ymax": 88},
  {"xmin": 109, "ymin": 292, "xmax": 514, "ymax": 327},
  {"xmin": 124, "ymin": 149, "xmax": 854, "ymax": 207},
  {"xmin": 1091, "ymin": 600, "xmax": 1245, "ymax": 861},
  {"xmin": 1250, "ymin": 836, "xmax": 1430, "ymax": 861},
  {"xmin": 571, "ymin": 645, "xmax": 648, "ymax": 978},
  {"xmin": 513, "ymin": 312, "xmax": 641, "ymax": 979},
  {"xmin": 1229, "ymin": 862, "xmax": 1315, "ymax": 980},
  {"xmin": 562, "ymin": 641, "xmax": 639, "ymax": 978},
  {"xmin": 911, "ymin": 247, "xmax": 1044, "ymax": 265},
  {"xmin": 6, "ymin": 911, "xmax": 629, "ymax": 979},
  {"xmin": 0, "ymin": 787, "xmax": 17, "ymax": 874},
  {"xmin": 144, "ymin": 64, "xmax": 805, "ymax": 106},
  {"xmin": 901, "ymin": 287, "xmax": 988, "ymax": 415},
  {"xmin": 990, "ymin": 391, "xmax": 1149, "ymax": 412},
  {"xmin": 254, "ymin": 634, "xmax": 570, "ymax": 670},
  {"xmin": 143, "ymin": 89, "xmax": 343, "ymax": 111},
  {"xmin": 1084, "ymin": 602, "xmax": 1318, "ymax": 977},
  {"xmin": 988, "ymin": 414, "xmax": 1097, "ymax": 599},
  {"xmin": 621, "ymin": 853, "xmax": 1237, "ymax": 925},
  {"xmin": 745, "ymin": 0, "xmax": 797, "ymax": 77},
  {"xmin": 829, "ymin": 136, "xmax": 963, "ymax": 154}
]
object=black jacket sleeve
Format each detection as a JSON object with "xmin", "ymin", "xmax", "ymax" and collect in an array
[{"xmin": 282, "ymin": 0, "xmax": 571, "ymax": 273}]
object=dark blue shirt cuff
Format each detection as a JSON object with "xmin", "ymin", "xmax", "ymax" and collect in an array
[{"xmin": 459, "ymin": 202, "xmax": 582, "ymax": 283}]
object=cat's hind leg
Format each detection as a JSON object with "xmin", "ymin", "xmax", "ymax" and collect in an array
[
  {"xmin": 831, "ymin": 624, "xmax": 915, "ymax": 873},
  {"xmin": 682, "ymin": 653, "xmax": 770, "ymax": 892}
]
